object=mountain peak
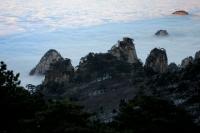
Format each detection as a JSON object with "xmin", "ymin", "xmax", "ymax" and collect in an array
[{"xmin": 29, "ymin": 49, "xmax": 64, "ymax": 75}]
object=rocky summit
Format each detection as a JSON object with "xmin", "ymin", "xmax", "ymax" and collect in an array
[
  {"xmin": 108, "ymin": 37, "xmax": 138, "ymax": 64},
  {"xmin": 29, "ymin": 49, "xmax": 64, "ymax": 75},
  {"xmin": 155, "ymin": 30, "xmax": 169, "ymax": 36},
  {"xmin": 172, "ymin": 10, "xmax": 189, "ymax": 15},
  {"xmin": 145, "ymin": 48, "xmax": 168, "ymax": 73}
]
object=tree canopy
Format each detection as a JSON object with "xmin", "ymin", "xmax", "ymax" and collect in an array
[
  {"xmin": 113, "ymin": 96, "xmax": 197, "ymax": 133},
  {"xmin": 0, "ymin": 61, "xmax": 199, "ymax": 133}
]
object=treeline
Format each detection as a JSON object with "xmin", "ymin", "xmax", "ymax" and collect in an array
[
  {"xmin": 75, "ymin": 53, "xmax": 143, "ymax": 83},
  {"xmin": 0, "ymin": 61, "xmax": 199, "ymax": 133}
]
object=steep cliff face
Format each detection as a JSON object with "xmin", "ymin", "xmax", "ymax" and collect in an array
[
  {"xmin": 145, "ymin": 48, "xmax": 168, "ymax": 73},
  {"xmin": 108, "ymin": 37, "xmax": 138, "ymax": 64},
  {"xmin": 41, "ymin": 59, "xmax": 74, "ymax": 95},
  {"xmin": 43, "ymin": 58, "xmax": 74, "ymax": 85},
  {"xmin": 30, "ymin": 49, "xmax": 64, "ymax": 75}
]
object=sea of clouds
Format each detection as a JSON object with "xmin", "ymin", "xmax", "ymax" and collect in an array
[
  {"xmin": 1, "ymin": 0, "xmax": 200, "ymax": 36},
  {"xmin": 1, "ymin": 0, "xmax": 200, "ymax": 86}
]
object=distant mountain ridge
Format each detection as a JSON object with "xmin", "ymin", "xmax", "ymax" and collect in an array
[{"xmin": 32, "ymin": 37, "xmax": 200, "ymax": 123}]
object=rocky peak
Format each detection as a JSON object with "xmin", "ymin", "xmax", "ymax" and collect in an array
[
  {"xmin": 30, "ymin": 49, "xmax": 64, "ymax": 75},
  {"xmin": 43, "ymin": 58, "xmax": 74, "ymax": 85},
  {"xmin": 145, "ymin": 48, "xmax": 168, "ymax": 73},
  {"xmin": 172, "ymin": 10, "xmax": 189, "ymax": 15},
  {"xmin": 181, "ymin": 56, "xmax": 194, "ymax": 68},
  {"xmin": 155, "ymin": 30, "xmax": 169, "ymax": 36},
  {"xmin": 108, "ymin": 37, "xmax": 138, "ymax": 63}
]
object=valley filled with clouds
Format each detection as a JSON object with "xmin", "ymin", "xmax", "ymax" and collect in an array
[{"xmin": 1, "ymin": 0, "xmax": 200, "ymax": 36}]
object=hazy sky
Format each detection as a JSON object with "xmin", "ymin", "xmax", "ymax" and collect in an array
[{"xmin": 0, "ymin": 0, "xmax": 200, "ymax": 36}]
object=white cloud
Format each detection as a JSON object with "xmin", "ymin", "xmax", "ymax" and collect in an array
[{"xmin": 0, "ymin": 0, "xmax": 200, "ymax": 36}]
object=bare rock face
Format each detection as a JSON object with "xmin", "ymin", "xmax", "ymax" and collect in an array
[
  {"xmin": 155, "ymin": 30, "xmax": 169, "ymax": 36},
  {"xmin": 195, "ymin": 50, "xmax": 200, "ymax": 60},
  {"xmin": 30, "ymin": 49, "xmax": 64, "ymax": 75},
  {"xmin": 172, "ymin": 10, "xmax": 189, "ymax": 16},
  {"xmin": 108, "ymin": 37, "xmax": 138, "ymax": 64},
  {"xmin": 145, "ymin": 48, "xmax": 168, "ymax": 73},
  {"xmin": 181, "ymin": 56, "xmax": 194, "ymax": 68},
  {"xmin": 43, "ymin": 58, "xmax": 74, "ymax": 85}
]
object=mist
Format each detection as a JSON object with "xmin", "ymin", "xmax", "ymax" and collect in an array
[{"xmin": 1, "ymin": 0, "xmax": 200, "ymax": 86}]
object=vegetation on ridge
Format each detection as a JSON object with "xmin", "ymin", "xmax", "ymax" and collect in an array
[{"xmin": 1, "ymin": 60, "xmax": 200, "ymax": 133}]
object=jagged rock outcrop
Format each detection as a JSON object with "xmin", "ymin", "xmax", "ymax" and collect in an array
[
  {"xmin": 30, "ymin": 49, "xmax": 64, "ymax": 75},
  {"xmin": 35, "ymin": 45, "xmax": 200, "ymax": 124},
  {"xmin": 145, "ymin": 48, "xmax": 168, "ymax": 73},
  {"xmin": 142, "ymin": 57, "xmax": 200, "ymax": 124},
  {"xmin": 181, "ymin": 56, "xmax": 194, "ymax": 68},
  {"xmin": 30, "ymin": 38, "xmax": 200, "ymax": 124},
  {"xmin": 155, "ymin": 30, "xmax": 169, "ymax": 36},
  {"xmin": 74, "ymin": 52, "xmax": 134, "ymax": 83},
  {"xmin": 172, "ymin": 10, "xmax": 189, "ymax": 15},
  {"xmin": 195, "ymin": 51, "xmax": 200, "ymax": 60},
  {"xmin": 168, "ymin": 62, "xmax": 179, "ymax": 73},
  {"xmin": 108, "ymin": 37, "xmax": 138, "ymax": 63},
  {"xmin": 43, "ymin": 58, "xmax": 74, "ymax": 85}
]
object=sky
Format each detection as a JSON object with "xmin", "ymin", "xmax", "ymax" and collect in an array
[{"xmin": 1, "ymin": 0, "xmax": 200, "ymax": 36}]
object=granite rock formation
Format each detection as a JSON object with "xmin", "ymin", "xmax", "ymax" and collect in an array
[
  {"xmin": 43, "ymin": 58, "xmax": 74, "ymax": 85},
  {"xmin": 172, "ymin": 10, "xmax": 189, "ymax": 15},
  {"xmin": 30, "ymin": 49, "xmax": 64, "ymax": 75},
  {"xmin": 145, "ymin": 48, "xmax": 168, "ymax": 73},
  {"xmin": 32, "ymin": 39, "xmax": 200, "ymax": 124},
  {"xmin": 155, "ymin": 30, "xmax": 169, "ymax": 36},
  {"xmin": 181, "ymin": 56, "xmax": 194, "ymax": 68},
  {"xmin": 41, "ymin": 58, "xmax": 74, "ymax": 95},
  {"xmin": 108, "ymin": 37, "xmax": 138, "ymax": 64}
]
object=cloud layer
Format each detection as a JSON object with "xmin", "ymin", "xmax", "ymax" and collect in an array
[{"xmin": 0, "ymin": 0, "xmax": 200, "ymax": 36}]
